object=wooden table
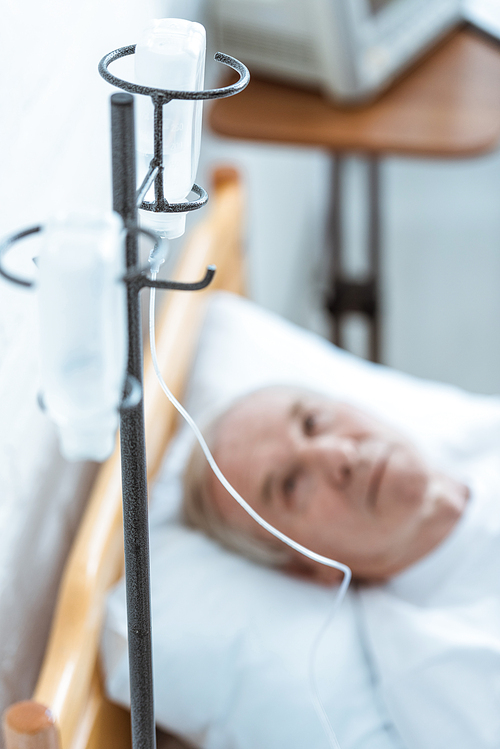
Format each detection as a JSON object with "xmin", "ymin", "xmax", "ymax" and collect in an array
[{"xmin": 209, "ymin": 26, "xmax": 500, "ymax": 360}]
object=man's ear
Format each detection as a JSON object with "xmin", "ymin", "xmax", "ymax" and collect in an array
[
  {"xmin": 282, "ymin": 556, "xmax": 317, "ymax": 581},
  {"xmin": 283, "ymin": 552, "xmax": 345, "ymax": 586}
]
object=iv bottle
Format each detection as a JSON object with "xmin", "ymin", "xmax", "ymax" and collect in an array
[
  {"xmin": 135, "ymin": 18, "xmax": 206, "ymax": 239},
  {"xmin": 38, "ymin": 211, "xmax": 127, "ymax": 462}
]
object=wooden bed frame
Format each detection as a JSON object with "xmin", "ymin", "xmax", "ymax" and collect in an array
[{"xmin": 2, "ymin": 167, "xmax": 245, "ymax": 749}]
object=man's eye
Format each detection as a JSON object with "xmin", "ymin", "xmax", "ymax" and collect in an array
[
  {"xmin": 303, "ymin": 412, "xmax": 317, "ymax": 436},
  {"xmin": 283, "ymin": 473, "xmax": 297, "ymax": 499}
]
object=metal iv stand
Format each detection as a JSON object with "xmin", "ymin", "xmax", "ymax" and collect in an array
[
  {"xmin": 99, "ymin": 47, "xmax": 249, "ymax": 749},
  {"xmin": 0, "ymin": 45, "xmax": 249, "ymax": 749}
]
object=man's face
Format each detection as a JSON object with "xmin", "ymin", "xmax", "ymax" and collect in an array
[{"xmin": 208, "ymin": 387, "xmax": 465, "ymax": 582}]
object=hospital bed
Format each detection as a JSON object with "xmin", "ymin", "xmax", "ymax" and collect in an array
[
  {"xmin": 4, "ymin": 159, "xmax": 500, "ymax": 749},
  {"xmin": 1, "ymin": 166, "xmax": 246, "ymax": 749}
]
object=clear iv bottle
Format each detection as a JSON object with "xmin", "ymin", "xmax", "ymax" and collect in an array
[
  {"xmin": 135, "ymin": 18, "xmax": 206, "ymax": 239},
  {"xmin": 38, "ymin": 211, "xmax": 127, "ymax": 462}
]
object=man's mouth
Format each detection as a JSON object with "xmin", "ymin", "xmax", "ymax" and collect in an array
[{"xmin": 366, "ymin": 447, "xmax": 392, "ymax": 509}]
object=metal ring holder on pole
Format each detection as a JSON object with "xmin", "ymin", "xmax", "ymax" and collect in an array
[
  {"xmin": 0, "ymin": 47, "xmax": 249, "ymax": 749},
  {"xmin": 98, "ymin": 48, "xmax": 249, "ymax": 217}
]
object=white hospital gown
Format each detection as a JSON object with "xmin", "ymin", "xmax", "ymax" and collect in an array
[{"xmin": 358, "ymin": 455, "xmax": 500, "ymax": 749}]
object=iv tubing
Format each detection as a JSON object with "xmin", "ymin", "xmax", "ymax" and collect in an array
[{"xmin": 148, "ymin": 259, "xmax": 350, "ymax": 749}]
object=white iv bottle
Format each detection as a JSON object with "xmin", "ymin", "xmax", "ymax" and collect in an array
[
  {"xmin": 38, "ymin": 211, "xmax": 127, "ymax": 462},
  {"xmin": 135, "ymin": 18, "xmax": 206, "ymax": 239}
]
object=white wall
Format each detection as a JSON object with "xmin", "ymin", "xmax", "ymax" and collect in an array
[
  {"xmin": 384, "ymin": 152, "xmax": 500, "ymax": 393},
  {"xmin": 0, "ymin": 0, "xmax": 158, "ymax": 722}
]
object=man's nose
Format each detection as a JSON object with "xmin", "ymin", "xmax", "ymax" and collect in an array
[{"xmin": 300, "ymin": 437, "xmax": 357, "ymax": 487}]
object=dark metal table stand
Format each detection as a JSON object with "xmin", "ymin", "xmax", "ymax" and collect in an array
[
  {"xmin": 0, "ymin": 47, "xmax": 249, "ymax": 749},
  {"xmin": 325, "ymin": 154, "xmax": 381, "ymax": 363}
]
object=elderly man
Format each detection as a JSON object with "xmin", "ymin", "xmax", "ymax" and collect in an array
[
  {"xmin": 181, "ymin": 384, "xmax": 500, "ymax": 748},
  {"xmin": 183, "ymin": 385, "xmax": 469, "ymax": 583}
]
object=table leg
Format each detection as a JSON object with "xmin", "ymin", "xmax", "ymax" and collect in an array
[
  {"xmin": 325, "ymin": 154, "xmax": 381, "ymax": 362},
  {"xmin": 325, "ymin": 154, "xmax": 344, "ymax": 349},
  {"xmin": 367, "ymin": 155, "xmax": 381, "ymax": 363}
]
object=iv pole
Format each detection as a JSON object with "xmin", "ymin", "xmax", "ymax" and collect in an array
[
  {"xmin": 111, "ymin": 93, "xmax": 156, "ymax": 749},
  {"xmin": 100, "ymin": 50, "xmax": 249, "ymax": 749}
]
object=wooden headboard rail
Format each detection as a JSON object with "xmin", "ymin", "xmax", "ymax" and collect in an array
[{"xmin": 3, "ymin": 167, "xmax": 245, "ymax": 749}]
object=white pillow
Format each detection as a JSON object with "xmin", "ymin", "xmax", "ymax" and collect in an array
[{"xmin": 102, "ymin": 292, "xmax": 500, "ymax": 749}]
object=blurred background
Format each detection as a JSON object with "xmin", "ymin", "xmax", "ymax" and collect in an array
[
  {"xmin": 3, "ymin": 0, "xmax": 500, "ymax": 394},
  {"xmin": 182, "ymin": 0, "xmax": 500, "ymax": 396}
]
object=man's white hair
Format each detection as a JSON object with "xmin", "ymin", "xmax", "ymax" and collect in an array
[{"xmin": 181, "ymin": 393, "xmax": 292, "ymax": 568}]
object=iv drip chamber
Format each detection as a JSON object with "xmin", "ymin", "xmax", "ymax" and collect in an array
[
  {"xmin": 38, "ymin": 211, "xmax": 127, "ymax": 462},
  {"xmin": 135, "ymin": 18, "xmax": 206, "ymax": 239}
]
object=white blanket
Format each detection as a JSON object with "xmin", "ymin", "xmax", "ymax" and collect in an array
[{"xmin": 358, "ymin": 456, "xmax": 500, "ymax": 749}]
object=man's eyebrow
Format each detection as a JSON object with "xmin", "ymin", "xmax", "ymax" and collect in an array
[
  {"xmin": 289, "ymin": 399, "xmax": 303, "ymax": 422},
  {"xmin": 260, "ymin": 398, "xmax": 303, "ymax": 505}
]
